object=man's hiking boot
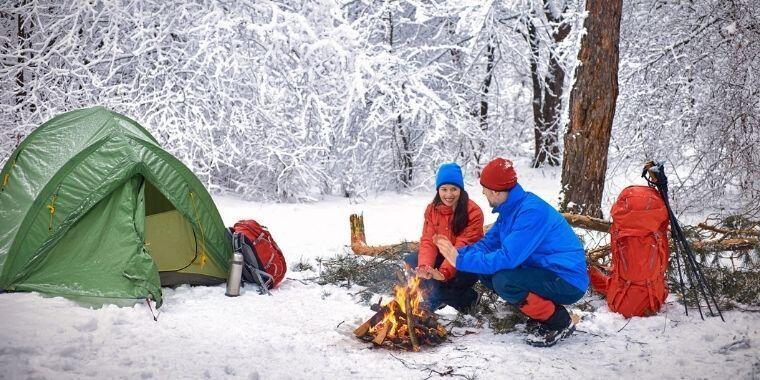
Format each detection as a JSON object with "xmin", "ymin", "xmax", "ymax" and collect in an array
[
  {"xmin": 524, "ymin": 318, "xmax": 541, "ymax": 334},
  {"xmin": 524, "ymin": 305, "xmax": 575, "ymax": 347},
  {"xmin": 456, "ymin": 290, "xmax": 482, "ymax": 316}
]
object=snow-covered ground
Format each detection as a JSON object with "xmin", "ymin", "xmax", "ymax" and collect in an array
[{"xmin": 2, "ymin": 165, "xmax": 759, "ymax": 379}]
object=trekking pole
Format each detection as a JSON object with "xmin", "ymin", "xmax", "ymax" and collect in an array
[
  {"xmin": 668, "ymin": 206, "xmax": 708, "ymax": 319},
  {"xmin": 642, "ymin": 162, "xmax": 724, "ymax": 321},
  {"xmin": 649, "ymin": 162, "xmax": 705, "ymax": 319},
  {"xmin": 672, "ymin": 209, "xmax": 724, "ymax": 320},
  {"xmin": 645, "ymin": 162, "xmax": 712, "ymax": 319},
  {"xmin": 651, "ymin": 163, "xmax": 723, "ymax": 321},
  {"xmin": 642, "ymin": 162, "xmax": 690, "ymax": 317},
  {"xmin": 644, "ymin": 162, "xmax": 708, "ymax": 318},
  {"xmin": 646, "ymin": 162, "xmax": 724, "ymax": 321}
]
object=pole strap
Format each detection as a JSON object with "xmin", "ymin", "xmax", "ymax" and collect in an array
[{"xmin": 47, "ymin": 193, "xmax": 58, "ymax": 231}]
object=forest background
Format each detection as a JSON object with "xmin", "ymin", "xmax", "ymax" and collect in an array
[{"xmin": 1, "ymin": 0, "xmax": 758, "ymax": 219}]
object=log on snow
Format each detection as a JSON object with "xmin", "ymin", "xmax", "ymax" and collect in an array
[
  {"xmin": 587, "ymin": 237, "xmax": 760, "ymax": 264},
  {"xmin": 350, "ymin": 213, "xmax": 758, "ymax": 263},
  {"xmin": 349, "ymin": 212, "xmax": 610, "ymax": 256}
]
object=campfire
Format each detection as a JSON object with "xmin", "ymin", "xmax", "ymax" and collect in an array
[{"xmin": 354, "ymin": 275, "xmax": 448, "ymax": 351}]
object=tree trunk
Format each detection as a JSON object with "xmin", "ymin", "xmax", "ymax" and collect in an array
[
  {"xmin": 559, "ymin": 0, "xmax": 622, "ymax": 218},
  {"xmin": 15, "ymin": 1, "xmax": 27, "ymax": 109},
  {"xmin": 474, "ymin": 42, "xmax": 495, "ymax": 166},
  {"xmin": 13, "ymin": 0, "xmax": 35, "ymax": 115},
  {"xmin": 396, "ymin": 114, "xmax": 414, "ymax": 187},
  {"xmin": 529, "ymin": 3, "xmax": 570, "ymax": 168},
  {"xmin": 534, "ymin": 5, "xmax": 570, "ymax": 168},
  {"xmin": 386, "ymin": 10, "xmax": 413, "ymax": 188},
  {"xmin": 527, "ymin": 18, "xmax": 543, "ymax": 165},
  {"xmin": 532, "ymin": 52, "xmax": 563, "ymax": 167},
  {"xmin": 479, "ymin": 43, "xmax": 494, "ymax": 131}
]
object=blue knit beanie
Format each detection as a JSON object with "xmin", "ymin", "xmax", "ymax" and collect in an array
[{"xmin": 435, "ymin": 163, "xmax": 464, "ymax": 190}]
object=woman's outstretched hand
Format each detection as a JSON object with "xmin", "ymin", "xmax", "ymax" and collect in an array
[
  {"xmin": 416, "ymin": 266, "xmax": 445, "ymax": 281},
  {"xmin": 433, "ymin": 234, "xmax": 458, "ymax": 268},
  {"xmin": 416, "ymin": 265, "xmax": 433, "ymax": 280}
]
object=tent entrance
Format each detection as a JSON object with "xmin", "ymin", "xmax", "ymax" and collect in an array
[
  {"xmin": 14, "ymin": 177, "xmax": 159, "ymax": 303},
  {"xmin": 143, "ymin": 181, "xmax": 225, "ymax": 286}
]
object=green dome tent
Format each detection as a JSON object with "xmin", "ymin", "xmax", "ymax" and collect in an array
[{"xmin": 0, "ymin": 106, "xmax": 232, "ymax": 307}]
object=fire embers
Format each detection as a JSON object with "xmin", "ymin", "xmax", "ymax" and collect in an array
[{"xmin": 354, "ymin": 276, "xmax": 448, "ymax": 351}]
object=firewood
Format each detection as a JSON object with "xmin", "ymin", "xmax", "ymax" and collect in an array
[
  {"xmin": 372, "ymin": 322, "xmax": 390, "ymax": 345},
  {"xmin": 353, "ymin": 320, "xmax": 371, "ymax": 337},
  {"xmin": 404, "ymin": 295, "xmax": 420, "ymax": 352},
  {"xmin": 354, "ymin": 300, "xmax": 400, "ymax": 337},
  {"xmin": 369, "ymin": 297, "xmax": 383, "ymax": 312},
  {"xmin": 418, "ymin": 316, "xmax": 438, "ymax": 329}
]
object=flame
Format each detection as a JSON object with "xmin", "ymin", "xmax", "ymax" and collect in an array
[{"xmin": 372, "ymin": 275, "xmax": 426, "ymax": 338}]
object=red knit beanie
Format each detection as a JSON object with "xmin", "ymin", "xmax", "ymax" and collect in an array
[{"xmin": 480, "ymin": 158, "xmax": 518, "ymax": 191}]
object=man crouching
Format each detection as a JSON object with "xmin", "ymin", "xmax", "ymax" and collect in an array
[{"xmin": 433, "ymin": 157, "xmax": 588, "ymax": 347}]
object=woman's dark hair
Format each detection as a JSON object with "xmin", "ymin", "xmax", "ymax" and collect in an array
[{"xmin": 433, "ymin": 188, "xmax": 470, "ymax": 235}]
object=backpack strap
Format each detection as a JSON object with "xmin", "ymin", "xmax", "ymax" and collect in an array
[
  {"xmin": 611, "ymin": 280, "xmax": 633, "ymax": 311},
  {"xmin": 646, "ymin": 280, "xmax": 657, "ymax": 313},
  {"xmin": 233, "ymin": 232, "xmax": 272, "ymax": 295}
]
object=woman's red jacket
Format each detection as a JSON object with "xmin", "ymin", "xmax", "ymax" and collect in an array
[{"xmin": 418, "ymin": 199, "xmax": 484, "ymax": 280}]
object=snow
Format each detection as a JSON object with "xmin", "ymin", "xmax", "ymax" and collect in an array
[{"xmin": 2, "ymin": 166, "xmax": 759, "ymax": 379}]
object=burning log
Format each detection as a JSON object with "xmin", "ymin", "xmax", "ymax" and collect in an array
[
  {"xmin": 354, "ymin": 299, "xmax": 400, "ymax": 337},
  {"xmin": 396, "ymin": 269, "xmax": 421, "ymax": 351},
  {"xmin": 372, "ymin": 322, "xmax": 390, "ymax": 345},
  {"xmin": 403, "ymin": 284, "xmax": 420, "ymax": 352}
]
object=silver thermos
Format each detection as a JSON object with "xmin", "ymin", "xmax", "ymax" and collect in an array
[{"xmin": 225, "ymin": 252, "xmax": 244, "ymax": 297}]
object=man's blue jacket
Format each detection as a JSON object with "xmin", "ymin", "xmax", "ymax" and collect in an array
[{"xmin": 456, "ymin": 183, "xmax": 589, "ymax": 292}]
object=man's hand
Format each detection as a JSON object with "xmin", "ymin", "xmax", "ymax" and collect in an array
[{"xmin": 433, "ymin": 234, "xmax": 458, "ymax": 268}]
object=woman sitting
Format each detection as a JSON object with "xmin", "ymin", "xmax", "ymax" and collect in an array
[{"xmin": 405, "ymin": 162, "xmax": 484, "ymax": 313}]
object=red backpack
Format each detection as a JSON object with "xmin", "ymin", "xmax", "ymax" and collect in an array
[
  {"xmin": 589, "ymin": 186, "xmax": 670, "ymax": 317},
  {"xmin": 230, "ymin": 220, "xmax": 287, "ymax": 292}
]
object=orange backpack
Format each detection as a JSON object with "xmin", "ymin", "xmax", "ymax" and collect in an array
[{"xmin": 589, "ymin": 186, "xmax": 670, "ymax": 317}]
